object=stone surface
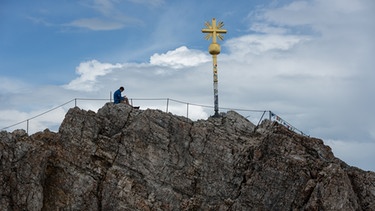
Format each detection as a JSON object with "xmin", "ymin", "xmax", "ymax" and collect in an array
[{"xmin": 0, "ymin": 103, "xmax": 374, "ymax": 210}]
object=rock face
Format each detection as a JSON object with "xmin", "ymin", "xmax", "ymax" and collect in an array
[{"xmin": 1, "ymin": 103, "xmax": 374, "ymax": 210}]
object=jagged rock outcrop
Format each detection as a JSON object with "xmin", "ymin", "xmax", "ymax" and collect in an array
[{"xmin": 1, "ymin": 103, "xmax": 374, "ymax": 210}]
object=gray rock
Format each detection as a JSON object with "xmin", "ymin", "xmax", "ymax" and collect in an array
[{"xmin": 0, "ymin": 102, "xmax": 374, "ymax": 210}]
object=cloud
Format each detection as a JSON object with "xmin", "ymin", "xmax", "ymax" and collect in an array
[
  {"xmin": 326, "ymin": 139, "xmax": 375, "ymax": 171},
  {"xmin": 150, "ymin": 46, "xmax": 210, "ymax": 69},
  {"xmin": 61, "ymin": 46, "xmax": 211, "ymax": 94},
  {"xmin": 63, "ymin": 60, "xmax": 122, "ymax": 92},
  {"xmin": 128, "ymin": 0, "xmax": 165, "ymax": 7},
  {"xmin": 66, "ymin": 0, "xmax": 144, "ymax": 31},
  {"xmin": 225, "ymin": 34, "xmax": 310, "ymax": 56},
  {"xmin": 0, "ymin": 77, "xmax": 30, "ymax": 94},
  {"xmin": 258, "ymin": 0, "xmax": 373, "ymax": 36},
  {"xmin": 0, "ymin": 107, "xmax": 67, "ymax": 134},
  {"xmin": 249, "ymin": 23, "xmax": 288, "ymax": 34},
  {"xmin": 217, "ymin": 0, "xmax": 374, "ymax": 146},
  {"xmin": 66, "ymin": 18, "xmax": 125, "ymax": 30},
  {"xmin": 0, "ymin": 77, "xmax": 35, "ymax": 110},
  {"xmin": 91, "ymin": 0, "xmax": 115, "ymax": 15},
  {"xmin": 27, "ymin": 16, "xmax": 55, "ymax": 27}
]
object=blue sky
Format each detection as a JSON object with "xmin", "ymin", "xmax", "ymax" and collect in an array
[
  {"xmin": 1, "ymin": 0, "xmax": 375, "ymax": 171},
  {"xmin": 1, "ymin": 0, "xmax": 265, "ymax": 82}
]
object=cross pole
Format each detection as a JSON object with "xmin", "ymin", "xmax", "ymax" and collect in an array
[{"xmin": 202, "ymin": 18, "xmax": 227, "ymax": 117}]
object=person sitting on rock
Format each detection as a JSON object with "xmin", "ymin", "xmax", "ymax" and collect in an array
[
  {"xmin": 114, "ymin": 86, "xmax": 130, "ymax": 105},
  {"xmin": 113, "ymin": 86, "xmax": 140, "ymax": 109}
]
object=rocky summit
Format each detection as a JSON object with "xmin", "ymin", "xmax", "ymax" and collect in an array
[{"xmin": 1, "ymin": 103, "xmax": 374, "ymax": 210}]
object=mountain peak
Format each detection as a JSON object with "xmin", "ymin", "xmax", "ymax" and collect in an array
[{"xmin": 1, "ymin": 102, "xmax": 374, "ymax": 210}]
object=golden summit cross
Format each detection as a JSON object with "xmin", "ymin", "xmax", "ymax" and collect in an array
[{"xmin": 201, "ymin": 18, "xmax": 227, "ymax": 117}]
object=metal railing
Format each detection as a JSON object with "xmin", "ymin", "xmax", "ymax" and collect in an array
[{"xmin": 1, "ymin": 98, "xmax": 308, "ymax": 136}]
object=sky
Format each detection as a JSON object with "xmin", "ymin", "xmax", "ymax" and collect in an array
[{"xmin": 1, "ymin": 0, "xmax": 374, "ymax": 171}]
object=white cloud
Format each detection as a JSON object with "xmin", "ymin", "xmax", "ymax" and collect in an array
[
  {"xmin": 0, "ymin": 77, "xmax": 30, "ymax": 94},
  {"xmin": 249, "ymin": 23, "xmax": 288, "ymax": 34},
  {"xmin": 150, "ymin": 46, "xmax": 210, "ymax": 69},
  {"xmin": 225, "ymin": 34, "xmax": 309, "ymax": 56},
  {"xmin": 259, "ymin": 0, "xmax": 373, "ymax": 35},
  {"xmin": 66, "ymin": 18, "xmax": 125, "ymax": 30},
  {"xmin": 0, "ymin": 107, "xmax": 67, "ymax": 134},
  {"xmin": 63, "ymin": 60, "xmax": 122, "ymax": 92},
  {"xmin": 62, "ymin": 0, "xmax": 143, "ymax": 31},
  {"xmin": 128, "ymin": 0, "xmax": 165, "ymax": 7},
  {"xmin": 92, "ymin": 0, "xmax": 115, "ymax": 15},
  {"xmin": 326, "ymin": 139, "xmax": 375, "ymax": 171}
]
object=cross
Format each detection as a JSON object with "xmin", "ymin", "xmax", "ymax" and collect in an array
[
  {"xmin": 201, "ymin": 18, "xmax": 227, "ymax": 117},
  {"xmin": 202, "ymin": 18, "xmax": 227, "ymax": 45}
]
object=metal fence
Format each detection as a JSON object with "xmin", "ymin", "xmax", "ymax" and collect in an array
[{"xmin": 1, "ymin": 98, "xmax": 307, "ymax": 136}]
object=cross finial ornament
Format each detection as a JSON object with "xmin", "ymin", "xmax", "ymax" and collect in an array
[{"xmin": 202, "ymin": 18, "xmax": 227, "ymax": 44}]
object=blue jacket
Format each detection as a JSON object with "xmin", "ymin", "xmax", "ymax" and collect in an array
[{"xmin": 113, "ymin": 89, "xmax": 124, "ymax": 104}]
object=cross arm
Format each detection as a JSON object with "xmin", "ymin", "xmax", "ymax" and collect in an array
[{"xmin": 201, "ymin": 29, "xmax": 227, "ymax": 34}]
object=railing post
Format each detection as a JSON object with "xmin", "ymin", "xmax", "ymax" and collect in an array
[
  {"xmin": 257, "ymin": 110, "xmax": 266, "ymax": 127},
  {"xmin": 27, "ymin": 119, "xmax": 29, "ymax": 134},
  {"xmin": 75, "ymin": 98, "xmax": 77, "ymax": 107},
  {"xmin": 166, "ymin": 98, "xmax": 169, "ymax": 113},
  {"xmin": 269, "ymin": 111, "xmax": 272, "ymax": 121},
  {"xmin": 110, "ymin": 91, "xmax": 112, "ymax": 102},
  {"xmin": 186, "ymin": 103, "xmax": 189, "ymax": 119}
]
